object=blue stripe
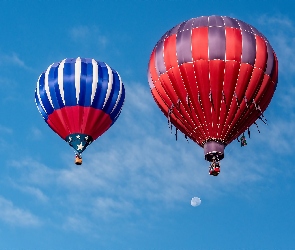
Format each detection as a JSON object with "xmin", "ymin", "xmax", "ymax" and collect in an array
[
  {"xmin": 91, "ymin": 61, "xmax": 108, "ymax": 110},
  {"xmin": 48, "ymin": 63, "xmax": 65, "ymax": 109},
  {"xmin": 63, "ymin": 58, "xmax": 77, "ymax": 106},
  {"xmin": 78, "ymin": 60, "xmax": 87, "ymax": 106},
  {"xmin": 83, "ymin": 60, "xmax": 95, "ymax": 107},
  {"xmin": 38, "ymin": 72, "xmax": 54, "ymax": 115},
  {"xmin": 35, "ymin": 90, "xmax": 48, "ymax": 121},
  {"xmin": 110, "ymin": 83, "xmax": 125, "ymax": 121},
  {"xmin": 105, "ymin": 70, "xmax": 120, "ymax": 116}
]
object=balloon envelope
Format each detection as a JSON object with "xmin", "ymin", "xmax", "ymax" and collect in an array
[
  {"xmin": 147, "ymin": 15, "xmax": 278, "ymax": 161},
  {"xmin": 35, "ymin": 57, "xmax": 125, "ymax": 155}
]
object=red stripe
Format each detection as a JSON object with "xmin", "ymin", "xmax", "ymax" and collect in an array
[
  {"xmin": 192, "ymin": 27, "xmax": 208, "ymax": 61},
  {"xmin": 254, "ymin": 35, "xmax": 267, "ymax": 70},
  {"xmin": 148, "ymin": 50, "xmax": 159, "ymax": 86},
  {"xmin": 163, "ymin": 34, "xmax": 178, "ymax": 70},
  {"xmin": 179, "ymin": 63, "xmax": 207, "ymax": 139},
  {"xmin": 225, "ymin": 27, "xmax": 242, "ymax": 62},
  {"xmin": 223, "ymin": 63, "xmax": 254, "ymax": 141},
  {"xmin": 152, "ymin": 85, "xmax": 197, "ymax": 140},
  {"xmin": 159, "ymin": 72, "xmax": 196, "ymax": 129},
  {"xmin": 219, "ymin": 61, "xmax": 240, "ymax": 139},
  {"xmin": 194, "ymin": 60, "xmax": 212, "ymax": 137},
  {"xmin": 209, "ymin": 60, "xmax": 225, "ymax": 138}
]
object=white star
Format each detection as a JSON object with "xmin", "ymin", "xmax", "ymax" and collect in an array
[
  {"xmin": 85, "ymin": 136, "xmax": 88, "ymax": 140},
  {"xmin": 76, "ymin": 135, "xmax": 80, "ymax": 139},
  {"xmin": 69, "ymin": 137, "xmax": 72, "ymax": 142},
  {"xmin": 77, "ymin": 142, "xmax": 84, "ymax": 151}
]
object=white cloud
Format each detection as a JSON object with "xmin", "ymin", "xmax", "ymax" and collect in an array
[
  {"xmin": 8, "ymin": 80, "xmax": 290, "ymax": 229},
  {"xmin": 0, "ymin": 196, "xmax": 41, "ymax": 227},
  {"xmin": 30, "ymin": 127, "xmax": 43, "ymax": 140},
  {"xmin": 62, "ymin": 215, "xmax": 92, "ymax": 233},
  {"xmin": 69, "ymin": 25, "xmax": 108, "ymax": 48},
  {"xmin": 0, "ymin": 52, "xmax": 32, "ymax": 71},
  {"xmin": 22, "ymin": 186, "xmax": 49, "ymax": 203},
  {"xmin": 0, "ymin": 124, "xmax": 13, "ymax": 134}
]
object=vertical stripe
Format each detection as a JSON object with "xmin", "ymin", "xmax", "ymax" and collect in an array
[
  {"xmin": 241, "ymin": 29, "xmax": 256, "ymax": 65},
  {"xmin": 208, "ymin": 26, "xmax": 226, "ymax": 60},
  {"xmin": 48, "ymin": 63, "xmax": 64, "ymax": 109},
  {"xmin": 191, "ymin": 27, "xmax": 209, "ymax": 60},
  {"xmin": 63, "ymin": 59, "xmax": 77, "ymax": 106},
  {"xmin": 35, "ymin": 89, "xmax": 48, "ymax": 121},
  {"xmin": 75, "ymin": 57, "xmax": 81, "ymax": 104},
  {"xmin": 57, "ymin": 59, "xmax": 66, "ymax": 105},
  {"xmin": 254, "ymin": 35, "xmax": 267, "ymax": 70},
  {"xmin": 111, "ymin": 72, "xmax": 123, "ymax": 114},
  {"xmin": 163, "ymin": 34, "xmax": 178, "ymax": 70},
  {"xmin": 265, "ymin": 42, "xmax": 275, "ymax": 75},
  {"xmin": 44, "ymin": 64, "xmax": 55, "ymax": 108},
  {"xmin": 225, "ymin": 27, "xmax": 242, "ymax": 62},
  {"xmin": 90, "ymin": 59, "xmax": 99, "ymax": 105},
  {"xmin": 209, "ymin": 15, "xmax": 225, "ymax": 27},
  {"xmin": 102, "ymin": 64, "xmax": 113, "ymax": 109},
  {"xmin": 223, "ymin": 17, "xmax": 240, "ymax": 29},
  {"xmin": 155, "ymin": 40, "xmax": 166, "ymax": 74},
  {"xmin": 78, "ymin": 59, "xmax": 87, "ymax": 106},
  {"xmin": 192, "ymin": 16, "xmax": 209, "ymax": 28},
  {"xmin": 176, "ymin": 21, "xmax": 193, "ymax": 64}
]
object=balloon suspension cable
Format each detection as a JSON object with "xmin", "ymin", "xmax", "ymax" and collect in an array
[
  {"xmin": 222, "ymin": 90, "xmax": 228, "ymax": 109},
  {"xmin": 254, "ymin": 121, "xmax": 261, "ymax": 133},
  {"xmin": 253, "ymin": 100, "xmax": 268, "ymax": 124},
  {"xmin": 244, "ymin": 96, "xmax": 249, "ymax": 109},
  {"xmin": 177, "ymin": 98, "xmax": 180, "ymax": 109},
  {"xmin": 175, "ymin": 127, "xmax": 178, "ymax": 141},
  {"xmin": 209, "ymin": 91, "xmax": 215, "ymax": 111},
  {"xmin": 186, "ymin": 94, "xmax": 191, "ymax": 110},
  {"xmin": 258, "ymin": 116, "xmax": 267, "ymax": 125},
  {"xmin": 234, "ymin": 92, "xmax": 240, "ymax": 109},
  {"xmin": 185, "ymin": 134, "xmax": 189, "ymax": 143},
  {"xmin": 247, "ymin": 127, "xmax": 251, "ymax": 138},
  {"xmin": 167, "ymin": 104, "xmax": 174, "ymax": 132},
  {"xmin": 198, "ymin": 92, "xmax": 201, "ymax": 104}
]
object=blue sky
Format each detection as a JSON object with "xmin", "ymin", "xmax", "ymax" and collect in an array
[{"xmin": 0, "ymin": 0, "xmax": 294, "ymax": 249}]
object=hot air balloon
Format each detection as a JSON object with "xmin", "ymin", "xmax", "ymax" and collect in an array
[
  {"xmin": 35, "ymin": 57, "xmax": 125, "ymax": 165},
  {"xmin": 147, "ymin": 15, "xmax": 278, "ymax": 175}
]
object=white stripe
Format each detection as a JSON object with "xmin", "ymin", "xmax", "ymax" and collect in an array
[
  {"xmin": 36, "ymin": 74, "xmax": 47, "ymax": 114},
  {"xmin": 44, "ymin": 63, "xmax": 55, "ymax": 108},
  {"xmin": 110, "ymin": 73, "xmax": 123, "ymax": 114},
  {"xmin": 75, "ymin": 57, "xmax": 81, "ymax": 104},
  {"xmin": 102, "ymin": 64, "xmax": 113, "ymax": 109},
  {"xmin": 58, "ymin": 59, "xmax": 66, "ymax": 105},
  {"xmin": 91, "ymin": 59, "xmax": 98, "ymax": 105}
]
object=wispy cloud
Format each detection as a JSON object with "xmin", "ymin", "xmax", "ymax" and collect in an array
[
  {"xmin": 62, "ymin": 215, "xmax": 93, "ymax": 233},
  {"xmin": 22, "ymin": 186, "xmax": 49, "ymax": 203},
  {"xmin": 0, "ymin": 196, "xmax": 41, "ymax": 227},
  {"xmin": 0, "ymin": 52, "xmax": 33, "ymax": 71},
  {"xmin": 30, "ymin": 127, "xmax": 43, "ymax": 140},
  {"xmin": 0, "ymin": 124, "xmax": 13, "ymax": 134},
  {"xmin": 69, "ymin": 25, "xmax": 108, "ymax": 48},
  {"xmin": 11, "ymin": 82, "xmax": 282, "ymax": 224}
]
